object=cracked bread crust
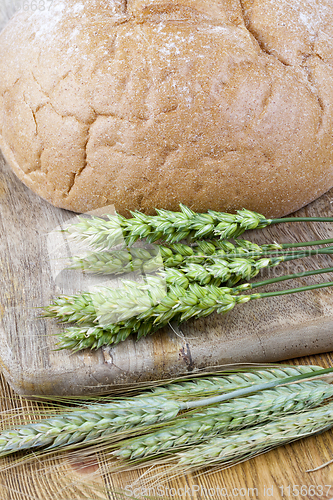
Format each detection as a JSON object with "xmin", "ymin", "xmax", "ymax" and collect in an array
[{"xmin": 1, "ymin": 0, "xmax": 333, "ymax": 216}]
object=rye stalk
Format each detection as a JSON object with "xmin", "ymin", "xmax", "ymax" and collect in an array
[
  {"xmin": 172, "ymin": 401, "xmax": 333, "ymax": 473},
  {"xmin": 151, "ymin": 365, "xmax": 325, "ymax": 400},
  {"xmin": 0, "ymin": 396, "xmax": 181, "ymax": 458},
  {"xmin": 0, "ymin": 366, "xmax": 332, "ymax": 459},
  {"xmin": 115, "ymin": 381, "xmax": 333, "ymax": 460}
]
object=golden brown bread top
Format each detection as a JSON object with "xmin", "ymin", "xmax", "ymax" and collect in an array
[{"xmin": 1, "ymin": 0, "xmax": 333, "ymax": 217}]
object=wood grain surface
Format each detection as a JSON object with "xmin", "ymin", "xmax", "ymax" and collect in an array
[
  {"xmin": 1, "ymin": 152, "xmax": 333, "ymax": 396},
  {"xmin": 1, "ymin": 354, "xmax": 333, "ymax": 500}
]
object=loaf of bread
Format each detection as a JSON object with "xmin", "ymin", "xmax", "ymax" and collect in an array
[{"xmin": 1, "ymin": 0, "xmax": 333, "ymax": 217}]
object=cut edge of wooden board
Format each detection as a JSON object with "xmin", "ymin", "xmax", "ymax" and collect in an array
[{"xmin": 1, "ymin": 314, "xmax": 333, "ymax": 398}]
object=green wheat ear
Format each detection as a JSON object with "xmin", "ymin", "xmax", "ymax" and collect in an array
[
  {"xmin": 52, "ymin": 265, "xmax": 333, "ymax": 351},
  {"xmin": 66, "ymin": 204, "xmax": 333, "ymax": 250},
  {"xmin": 65, "ymin": 205, "xmax": 269, "ymax": 248},
  {"xmin": 67, "ymin": 239, "xmax": 283, "ymax": 275}
]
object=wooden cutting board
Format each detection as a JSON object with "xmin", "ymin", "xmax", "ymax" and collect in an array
[{"xmin": 1, "ymin": 151, "xmax": 333, "ymax": 397}]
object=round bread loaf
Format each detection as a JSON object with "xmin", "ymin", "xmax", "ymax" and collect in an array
[{"xmin": 1, "ymin": 0, "xmax": 333, "ymax": 217}]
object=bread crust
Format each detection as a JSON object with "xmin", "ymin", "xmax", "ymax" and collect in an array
[{"xmin": 1, "ymin": 0, "xmax": 333, "ymax": 217}]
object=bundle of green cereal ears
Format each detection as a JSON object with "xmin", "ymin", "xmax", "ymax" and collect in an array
[
  {"xmin": 42, "ymin": 204, "xmax": 333, "ymax": 351},
  {"xmin": 2, "ymin": 364, "xmax": 333, "ymax": 478},
  {"xmin": 6, "ymin": 205, "xmax": 328, "ymax": 475}
]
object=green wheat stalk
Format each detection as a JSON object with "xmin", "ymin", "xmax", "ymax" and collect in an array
[
  {"xmin": 44, "ymin": 276, "xmax": 167, "ymax": 325},
  {"xmin": 44, "ymin": 258, "xmax": 280, "ymax": 327},
  {"xmin": 68, "ymin": 239, "xmax": 283, "ymax": 275},
  {"xmin": 52, "ymin": 266, "xmax": 333, "ymax": 351},
  {"xmin": 65, "ymin": 204, "xmax": 333, "ymax": 248},
  {"xmin": 44, "ymin": 248, "xmax": 333, "ymax": 329},
  {"xmin": 69, "ymin": 238, "xmax": 333, "ymax": 276}
]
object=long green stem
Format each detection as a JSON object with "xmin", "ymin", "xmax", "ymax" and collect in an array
[
  {"xmin": 218, "ymin": 245, "xmax": 333, "ymax": 260},
  {"xmin": 254, "ymin": 281, "xmax": 333, "ymax": 299},
  {"xmin": 247, "ymin": 265, "xmax": 333, "ymax": 290},
  {"xmin": 280, "ymin": 237, "xmax": 333, "ymax": 248},
  {"xmin": 278, "ymin": 247, "xmax": 333, "ymax": 261},
  {"xmin": 271, "ymin": 217, "xmax": 333, "ymax": 224}
]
